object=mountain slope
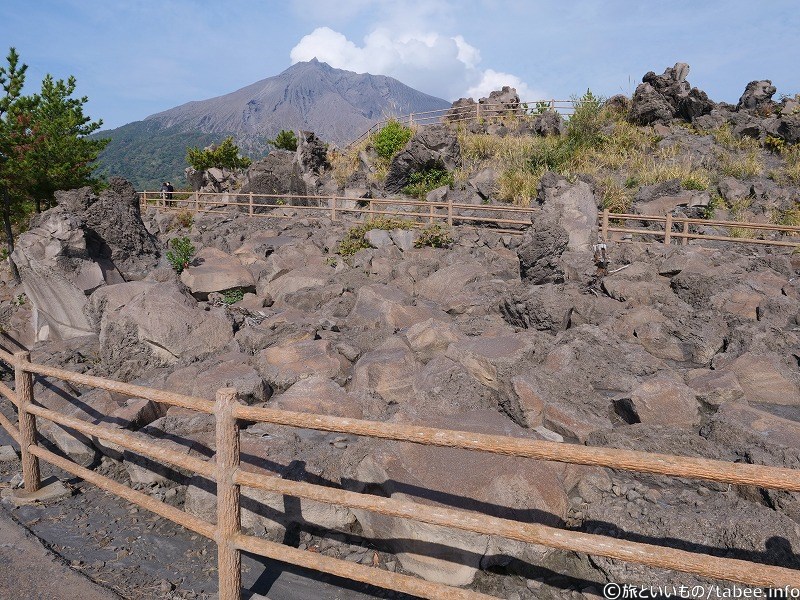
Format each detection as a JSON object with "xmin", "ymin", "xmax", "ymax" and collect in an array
[{"xmin": 95, "ymin": 60, "xmax": 451, "ymax": 189}]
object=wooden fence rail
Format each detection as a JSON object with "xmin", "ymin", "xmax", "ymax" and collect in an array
[
  {"xmin": 140, "ymin": 191, "xmax": 800, "ymax": 249},
  {"xmin": 0, "ymin": 348, "xmax": 799, "ymax": 597}
]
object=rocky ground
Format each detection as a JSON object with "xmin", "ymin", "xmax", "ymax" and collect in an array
[{"xmin": 0, "ymin": 63, "xmax": 799, "ymax": 600}]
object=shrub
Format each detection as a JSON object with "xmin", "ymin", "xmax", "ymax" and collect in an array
[
  {"xmin": 764, "ymin": 135, "xmax": 787, "ymax": 154},
  {"xmin": 221, "ymin": 287, "xmax": 245, "ymax": 305},
  {"xmin": 681, "ymin": 176, "xmax": 708, "ymax": 191},
  {"xmin": 567, "ymin": 89, "xmax": 606, "ymax": 150},
  {"xmin": 166, "ymin": 236, "xmax": 195, "ymax": 274},
  {"xmin": 175, "ymin": 209, "xmax": 193, "ymax": 229},
  {"xmin": 337, "ymin": 217, "xmax": 413, "ymax": 257},
  {"xmin": 186, "ymin": 137, "xmax": 251, "ymax": 171},
  {"xmin": 402, "ymin": 167, "xmax": 453, "ymax": 199},
  {"xmin": 414, "ymin": 223, "xmax": 453, "ymax": 248},
  {"xmin": 270, "ymin": 130, "xmax": 298, "ymax": 151},
  {"xmin": 372, "ymin": 120, "xmax": 413, "ymax": 160}
]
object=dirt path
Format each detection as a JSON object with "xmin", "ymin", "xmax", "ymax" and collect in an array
[
  {"xmin": 0, "ymin": 412, "xmax": 413, "ymax": 600},
  {"xmin": 0, "ymin": 509, "xmax": 122, "ymax": 600}
]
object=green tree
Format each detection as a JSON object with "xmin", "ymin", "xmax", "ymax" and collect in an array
[
  {"xmin": 0, "ymin": 47, "xmax": 107, "ymax": 281},
  {"xmin": 186, "ymin": 136, "xmax": 252, "ymax": 171},
  {"xmin": 25, "ymin": 74, "xmax": 109, "ymax": 212},
  {"xmin": 270, "ymin": 129, "xmax": 297, "ymax": 151},
  {"xmin": 0, "ymin": 48, "xmax": 33, "ymax": 281}
]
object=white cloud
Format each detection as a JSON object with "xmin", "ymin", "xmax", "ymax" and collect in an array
[
  {"xmin": 289, "ymin": 26, "xmax": 544, "ymax": 101},
  {"xmin": 467, "ymin": 69, "xmax": 548, "ymax": 101}
]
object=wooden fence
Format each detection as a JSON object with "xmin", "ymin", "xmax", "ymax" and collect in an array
[
  {"xmin": 346, "ymin": 99, "xmax": 575, "ymax": 148},
  {"xmin": 140, "ymin": 191, "xmax": 800, "ymax": 249},
  {"xmin": 0, "ymin": 349, "xmax": 799, "ymax": 598}
]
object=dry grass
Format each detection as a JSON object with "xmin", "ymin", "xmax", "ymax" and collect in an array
[
  {"xmin": 774, "ymin": 146, "xmax": 800, "ymax": 184},
  {"xmin": 717, "ymin": 149, "xmax": 764, "ymax": 179},
  {"xmin": 458, "ymin": 131, "xmax": 548, "ymax": 205},
  {"xmin": 329, "ymin": 140, "xmax": 366, "ymax": 187},
  {"xmin": 710, "ymin": 124, "xmax": 761, "ymax": 152},
  {"xmin": 630, "ymin": 148, "xmax": 713, "ymax": 189},
  {"xmin": 597, "ymin": 176, "xmax": 632, "ymax": 213},
  {"xmin": 497, "ymin": 169, "xmax": 542, "ymax": 205}
]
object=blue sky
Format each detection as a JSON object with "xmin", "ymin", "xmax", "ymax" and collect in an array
[{"xmin": 1, "ymin": 0, "xmax": 798, "ymax": 130}]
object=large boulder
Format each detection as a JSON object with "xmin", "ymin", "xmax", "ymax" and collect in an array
[
  {"xmin": 384, "ymin": 125, "xmax": 461, "ymax": 193},
  {"xmin": 239, "ymin": 151, "xmax": 307, "ymax": 210},
  {"xmin": 479, "ymin": 86, "xmax": 522, "ymax": 118},
  {"xmin": 295, "ymin": 130, "xmax": 330, "ymax": 175},
  {"xmin": 90, "ymin": 281, "xmax": 234, "ymax": 381},
  {"xmin": 629, "ymin": 82, "xmax": 675, "ymax": 125},
  {"xmin": 55, "ymin": 177, "xmax": 160, "ymax": 280},
  {"xmin": 517, "ymin": 173, "xmax": 598, "ymax": 283},
  {"xmin": 443, "ymin": 97, "xmax": 476, "ymax": 123},
  {"xmin": 629, "ymin": 63, "xmax": 714, "ymax": 124},
  {"xmin": 353, "ymin": 410, "xmax": 570, "ymax": 586},
  {"xmin": 11, "ymin": 178, "xmax": 159, "ymax": 342},
  {"xmin": 737, "ymin": 80, "xmax": 777, "ymax": 112},
  {"xmin": 180, "ymin": 247, "xmax": 256, "ymax": 300}
]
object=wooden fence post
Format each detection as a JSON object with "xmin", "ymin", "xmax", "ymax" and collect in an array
[
  {"xmin": 14, "ymin": 351, "xmax": 40, "ymax": 493},
  {"xmin": 331, "ymin": 196, "xmax": 337, "ymax": 222},
  {"xmin": 447, "ymin": 195, "xmax": 453, "ymax": 226},
  {"xmin": 601, "ymin": 209, "xmax": 610, "ymax": 242},
  {"xmin": 429, "ymin": 201, "xmax": 434, "ymax": 224},
  {"xmin": 682, "ymin": 219, "xmax": 690, "ymax": 246},
  {"xmin": 194, "ymin": 191, "xmax": 200, "ymax": 213},
  {"xmin": 664, "ymin": 213, "xmax": 673, "ymax": 245},
  {"xmin": 248, "ymin": 192, "xmax": 254, "ymax": 217},
  {"xmin": 215, "ymin": 387, "xmax": 241, "ymax": 600},
  {"xmin": 369, "ymin": 200, "xmax": 374, "ymax": 220}
]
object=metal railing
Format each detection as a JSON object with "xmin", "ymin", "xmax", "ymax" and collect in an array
[
  {"xmin": 140, "ymin": 191, "xmax": 800, "ymax": 248},
  {"xmin": 347, "ymin": 99, "xmax": 574, "ymax": 148},
  {"xmin": 0, "ymin": 347, "xmax": 799, "ymax": 598}
]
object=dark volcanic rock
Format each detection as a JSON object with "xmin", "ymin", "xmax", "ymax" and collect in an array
[
  {"xmin": 240, "ymin": 151, "xmax": 307, "ymax": 208},
  {"xmin": 384, "ymin": 125, "xmax": 461, "ymax": 192},
  {"xmin": 629, "ymin": 82, "xmax": 674, "ymax": 125},
  {"xmin": 55, "ymin": 177, "xmax": 160, "ymax": 280},
  {"xmin": 296, "ymin": 130, "xmax": 330, "ymax": 175},
  {"xmin": 737, "ymin": 79, "xmax": 777, "ymax": 112},
  {"xmin": 630, "ymin": 63, "xmax": 714, "ymax": 125}
]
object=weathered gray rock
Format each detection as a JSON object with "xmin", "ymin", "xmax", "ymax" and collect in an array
[
  {"xmin": 348, "ymin": 284, "xmax": 448, "ymax": 330},
  {"xmin": 517, "ymin": 173, "xmax": 597, "ymax": 283},
  {"xmin": 384, "ymin": 125, "xmax": 461, "ymax": 192},
  {"xmin": 12, "ymin": 210, "xmax": 113, "ymax": 342},
  {"xmin": 479, "ymin": 86, "xmax": 522, "ymax": 117},
  {"xmin": 353, "ymin": 411, "xmax": 570, "ymax": 586},
  {"xmin": 777, "ymin": 113, "xmax": 800, "ymax": 144},
  {"xmin": 530, "ymin": 110, "xmax": 565, "ymax": 136},
  {"xmin": 54, "ymin": 178, "xmax": 160, "ymax": 280},
  {"xmin": 253, "ymin": 338, "xmax": 346, "ymax": 391},
  {"xmin": 443, "ymin": 97, "xmax": 476, "ymax": 123},
  {"xmin": 12, "ymin": 178, "xmax": 159, "ymax": 342},
  {"xmin": 624, "ymin": 374, "xmax": 700, "ymax": 427},
  {"xmin": 737, "ymin": 80, "xmax": 777, "ymax": 112},
  {"xmin": 180, "ymin": 247, "xmax": 256, "ymax": 300},
  {"xmin": 629, "ymin": 82, "xmax": 675, "ymax": 125},
  {"xmin": 92, "ymin": 281, "xmax": 234, "ymax": 380},
  {"xmin": 240, "ymin": 151, "xmax": 307, "ymax": 209},
  {"xmin": 295, "ymin": 130, "xmax": 330, "ymax": 175}
]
